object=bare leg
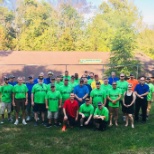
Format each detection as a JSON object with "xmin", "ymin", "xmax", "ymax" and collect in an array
[{"xmin": 125, "ymin": 114, "xmax": 128, "ymax": 126}]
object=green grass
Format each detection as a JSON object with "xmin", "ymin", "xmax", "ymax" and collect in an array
[{"xmin": 0, "ymin": 108, "xmax": 154, "ymax": 154}]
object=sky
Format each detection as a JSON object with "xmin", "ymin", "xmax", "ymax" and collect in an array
[{"xmin": 87, "ymin": 0, "xmax": 154, "ymax": 26}]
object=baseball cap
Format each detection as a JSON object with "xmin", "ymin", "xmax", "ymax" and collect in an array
[
  {"xmin": 98, "ymin": 102, "xmax": 103, "ymax": 106},
  {"xmin": 4, "ymin": 76, "xmax": 9, "ymax": 80},
  {"xmin": 64, "ymin": 78, "xmax": 69, "ymax": 81},
  {"xmin": 9, "ymin": 75, "xmax": 15, "ymax": 79},
  {"xmin": 96, "ymin": 81, "xmax": 101, "ymax": 85},
  {"xmin": 48, "ymin": 71, "xmax": 53, "ymax": 75},
  {"xmin": 130, "ymin": 74, "xmax": 134, "ymax": 76},
  {"xmin": 85, "ymin": 97, "xmax": 90, "ymax": 101},
  {"xmin": 51, "ymin": 83, "xmax": 55, "ymax": 87},
  {"xmin": 80, "ymin": 78, "xmax": 84, "ymax": 82},
  {"xmin": 146, "ymin": 77, "xmax": 150, "ymax": 80},
  {"xmin": 28, "ymin": 76, "xmax": 33, "ymax": 79},
  {"xmin": 50, "ymin": 76, "xmax": 55, "ymax": 80}
]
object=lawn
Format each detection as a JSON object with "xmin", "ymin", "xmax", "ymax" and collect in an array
[{"xmin": 0, "ymin": 108, "xmax": 154, "ymax": 154}]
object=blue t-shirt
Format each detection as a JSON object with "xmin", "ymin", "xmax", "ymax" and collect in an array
[
  {"xmin": 45, "ymin": 77, "xmax": 51, "ymax": 84},
  {"xmin": 34, "ymin": 78, "xmax": 47, "ymax": 84},
  {"xmin": 108, "ymin": 77, "xmax": 119, "ymax": 85},
  {"xmin": 74, "ymin": 85, "xmax": 89, "ymax": 106},
  {"xmin": 85, "ymin": 84, "xmax": 92, "ymax": 96},
  {"xmin": 8, "ymin": 81, "xmax": 17, "ymax": 86},
  {"xmin": 26, "ymin": 82, "xmax": 35, "ymax": 99},
  {"xmin": 134, "ymin": 84, "xmax": 149, "ymax": 99}
]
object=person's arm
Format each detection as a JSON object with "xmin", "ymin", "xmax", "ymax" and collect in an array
[
  {"xmin": 31, "ymin": 93, "xmax": 34, "ymax": 106},
  {"xmin": 63, "ymin": 107, "xmax": 68, "ymax": 120},
  {"xmin": 123, "ymin": 92, "xmax": 126, "ymax": 106},
  {"xmin": 59, "ymin": 99, "xmax": 62, "ymax": 108},
  {"xmin": 75, "ymin": 110, "xmax": 79, "ymax": 121},
  {"xmin": 107, "ymin": 96, "xmax": 113, "ymax": 103},
  {"xmin": 140, "ymin": 92, "xmax": 149, "ymax": 97},
  {"xmin": 45, "ymin": 99, "xmax": 48, "ymax": 109},
  {"xmin": 82, "ymin": 93, "xmax": 88, "ymax": 100},
  {"xmin": 85, "ymin": 114, "xmax": 93, "ymax": 125},
  {"xmin": 12, "ymin": 93, "xmax": 15, "ymax": 106},
  {"xmin": 25, "ymin": 92, "xmax": 28, "ymax": 105},
  {"xmin": 134, "ymin": 91, "xmax": 143, "ymax": 99}
]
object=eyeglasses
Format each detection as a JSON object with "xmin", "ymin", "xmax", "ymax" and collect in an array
[
  {"xmin": 112, "ymin": 84, "xmax": 117, "ymax": 85},
  {"xmin": 120, "ymin": 76, "xmax": 124, "ymax": 77},
  {"xmin": 51, "ymin": 87, "xmax": 55, "ymax": 88}
]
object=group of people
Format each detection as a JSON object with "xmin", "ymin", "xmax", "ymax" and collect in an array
[{"xmin": 0, "ymin": 70, "xmax": 153, "ymax": 131}]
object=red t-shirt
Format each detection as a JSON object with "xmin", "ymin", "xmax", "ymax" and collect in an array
[{"xmin": 63, "ymin": 99, "xmax": 79, "ymax": 118}]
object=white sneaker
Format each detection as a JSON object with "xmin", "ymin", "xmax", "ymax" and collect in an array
[
  {"xmin": 22, "ymin": 119, "xmax": 27, "ymax": 125},
  {"xmin": 0, "ymin": 121, "xmax": 4, "ymax": 124},
  {"xmin": 14, "ymin": 120, "xmax": 19, "ymax": 125},
  {"xmin": 26, "ymin": 116, "xmax": 31, "ymax": 121}
]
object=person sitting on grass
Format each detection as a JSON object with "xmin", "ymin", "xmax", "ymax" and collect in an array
[
  {"xmin": 45, "ymin": 84, "xmax": 62, "ymax": 128},
  {"xmin": 79, "ymin": 97, "xmax": 94, "ymax": 128},
  {"xmin": 62, "ymin": 93, "xmax": 79, "ymax": 132},
  {"xmin": 93, "ymin": 102, "xmax": 109, "ymax": 131}
]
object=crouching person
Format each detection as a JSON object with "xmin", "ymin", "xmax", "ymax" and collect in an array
[
  {"xmin": 79, "ymin": 97, "xmax": 94, "ymax": 128},
  {"xmin": 93, "ymin": 102, "xmax": 109, "ymax": 131},
  {"xmin": 62, "ymin": 93, "xmax": 79, "ymax": 132}
]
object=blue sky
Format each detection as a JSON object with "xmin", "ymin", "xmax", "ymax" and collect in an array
[{"xmin": 87, "ymin": 0, "xmax": 154, "ymax": 26}]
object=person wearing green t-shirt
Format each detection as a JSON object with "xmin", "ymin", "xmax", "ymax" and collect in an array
[
  {"xmin": 146, "ymin": 77, "xmax": 154, "ymax": 118},
  {"xmin": 90, "ymin": 81, "xmax": 106, "ymax": 108},
  {"xmin": 74, "ymin": 73, "xmax": 80, "ymax": 84},
  {"xmin": 79, "ymin": 97, "xmax": 94, "ymax": 127},
  {"xmin": 55, "ymin": 75, "xmax": 63, "ymax": 91},
  {"xmin": 59, "ymin": 78, "xmax": 73, "ymax": 123},
  {"xmin": 101, "ymin": 77, "xmax": 112, "ymax": 108},
  {"xmin": 13, "ymin": 77, "xmax": 28, "ymax": 125},
  {"xmin": 47, "ymin": 76, "xmax": 56, "ymax": 92},
  {"xmin": 117, "ymin": 73, "xmax": 128, "ymax": 121},
  {"xmin": 0, "ymin": 77, "xmax": 13, "ymax": 123},
  {"xmin": 107, "ymin": 82, "xmax": 122, "ymax": 126},
  {"xmin": 45, "ymin": 84, "xmax": 62, "ymax": 128},
  {"xmin": 94, "ymin": 102, "xmax": 109, "ymax": 131},
  {"xmin": 70, "ymin": 75, "xmax": 78, "ymax": 90},
  {"xmin": 87, "ymin": 72, "xmax": 94, "ymax": 85},
  {"xmin": 63, "ymin": 70, "xmax": 71, "ymax": 81},
  {"xmin": 31, "ymin": 75, "xmax": 47, "ymax": 126}
]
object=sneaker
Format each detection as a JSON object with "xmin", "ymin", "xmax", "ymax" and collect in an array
[
  {"xmin": 131, "ymin": 124, "xmax": 134, "ymax": 128},
  {"xmin": 42, "ymin": 121, "xmax": 46, "ymax": 126},
  {"xmin": 62, "ymin": 125, "xmax": 66, "ymax": 132},
  {"xmin": 14, "ymin": 120, "xmax": 19, "ymax": 125},
  {"xmin": 0, "ymin": 121, "xmax": 4, "ymax": 124},
  {"xmin": 34, "ymin": 121, "xmax": 38, "ymax": 126},
  {"xmin": 22, "ymin": 119, "xmax": 27, "ymax": 125},
  {"xmin": 26, "ymin": 116, "xmax": 31, "ymax": 121},
  {"xmin": 46, "ymin": 124, "xmax": 52, "ymax": 128}
]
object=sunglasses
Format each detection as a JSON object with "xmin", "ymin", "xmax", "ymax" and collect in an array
[{"xmin": 120, "ymin": 76, "xmax": 124, "ymax": 77}]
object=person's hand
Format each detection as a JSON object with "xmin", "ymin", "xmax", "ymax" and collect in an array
[
  {"xmin": 46, "ymin": 105, "xmax": 48, "ymax": 109},
  {"xmin": 59, "ymin": 105, "xmax": 61, "ymax": 108},
  {"xmin": 25, "ymin": 100, "xmax": 28, "ymax": 106},
  {"xmin": 64, "ymin": 115, "xmax": 68, "ymax": 121},
  {"xmin": 101, "ymin": 116, "xmax": 104, "ymax": 120},
  {"xmin": 78, "ymin": 98, "xmax": 82, "ymax": 102},
  {"xmin": 84, "ymin": 121, "xmax": 89, "ymax": 125},
  {"xmin": 31, "ymin": 101, "xmax": 34, "ymax": 106},
  {"xmin": 75, "ymin": 117, "xmax": 78, "ymax": 121},
  {"xmin": 112, "ymin": 100, "xmax": 116, "ymax": 104},
  {"xmin": 82, "ymin": 114, "xmax": 85, "ymax": 118},
  {"xmin": 140, "ymin": 96, "xmax": 144, "ymax": 99}
]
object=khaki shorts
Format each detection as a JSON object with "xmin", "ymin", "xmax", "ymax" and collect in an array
[
  {"xmin": 47, "ymin": 111, "xmax": 58, "ymax": 119},
  {"xmin": 0, "ymin": 102, "xmax": 11, "ymax": 114}
]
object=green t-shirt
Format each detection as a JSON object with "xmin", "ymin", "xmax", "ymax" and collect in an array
[
  {"xmin": 32, "ymin": 83, "xmax": 47, "ymax": 104},
  {"xmin": 63, "ymin": 76, "xmax": 71, "ymax": 81},
  {"xmin": 13, "ymin": 84, "xmax": 28, "ymax": 99},
  {"xmin": 108, "ymin": 88, "xmax": 122, "ymax": 108},
  {"xmin": 90, "ymin": 88, "xmax": 106, "ymax": 108},
  {"xmin": 47, "ymin": 83, "xmax": 62, "ymax": 92},
  {"xmin": 74, "ymin": 79, "xmax": 79, "ymax": 84},
  {"xmin": 70, "ymin": 81, "xmax": 78, "ymax": 89},
  {"xmin": 117, "ymin": 80, "xmax": 128, "ymax": 99},
  {"xmin": 60, "ymin": 85, "xmax": 73, "ymax": 104},
  {"xmin": 88, "ymin": 79, "xmax": 94, "ymax": 85},
  {"xmin": 45, "ymin": 90, "xmax": 62, "ymax": 112},
  {"xmin": 79, "ymin": 103, "xmax": 94, "ymax": 117},
  {"xmin": 94, "ymin": 107, "xmax": 109, "ymax": 121},
  {"xmin": 101, "ymin": 84, "xmax": 112, "ymax": 96},
  {"xmin": 0, "ymin": 84, "xmax": 13, "ymax": 103},
  {"xmin": 55, "ymin": 82, "xmax": 63, "ymax": 91},
  {"xmin": 147, "ymin": 83, "xmax": 154, "ymax": 101}
]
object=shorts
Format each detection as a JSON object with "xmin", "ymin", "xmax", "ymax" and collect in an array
[
  {"xmin": 67, "ymin": 115, "xmax": 76, "ymax": 126},
  {"xmin": 14, "ymin": 98, "xmax": 26, "ymax": 113},
  {"xmin": 109, "ymin": 107, "xmax": 119, "ymax": 117},
  {"xmin": 47, "ymin": 111, "xmax": 58, "ymax": 119},
  {"xmin": 33, "ymin": 103, "xmax": 46, "ymax": 113},
  {"xmin": 0, "ymin": 102, "xmax": 11, "ymax": 114}
]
